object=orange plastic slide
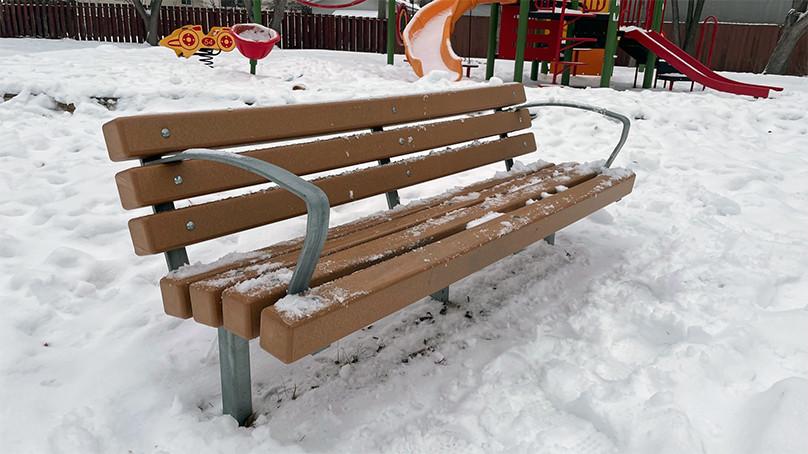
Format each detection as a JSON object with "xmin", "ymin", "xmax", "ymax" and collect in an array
[{"xmin": 403, "ymin": 0, "xmax": 515, "ymax": 81}]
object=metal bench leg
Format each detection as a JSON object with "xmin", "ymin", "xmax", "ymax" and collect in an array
[
  {"xmin": 544, "ymin": 233, "xmax": 555, "ymax": 245},
  {"xmin": 431, "ymin": 287, "xmax": 450, "ymax": 303},
  {"xmin": 218, "ymin": 326, "xmax": 253, "ymax": 426}
]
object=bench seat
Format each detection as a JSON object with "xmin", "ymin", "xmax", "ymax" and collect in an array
[{"xmin": 103, "ymin": 82, "xmax": 635, "ymax": 424}]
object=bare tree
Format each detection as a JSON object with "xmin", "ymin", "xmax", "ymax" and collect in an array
[
  {"xmin": 765, "ymin": 0, "xmax": 808, "ymax": 74},
  {"xmin": 270, "ymin": 0, "xmax": 287, "ymax": 34},
  {"xmin": 131, "ymin": 0, "xmax": 164, "ymax": 46},
  {"xmin": 669, "ymin": 0, "xmax": 706, "ymax": 55}
]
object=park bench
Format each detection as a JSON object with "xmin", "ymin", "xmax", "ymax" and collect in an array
[{"xmin": 103, "ymin": 83, "xmax": 635, "ymax": 426}]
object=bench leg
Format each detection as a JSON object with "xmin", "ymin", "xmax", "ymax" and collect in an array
[
  {"xmin": 430, "ymin": 287, "xmax": 450, "ymax": 303},
  {"xmin": 218, "ymin": 327, "xmax": 253, "ymax": 426},
  {"xmin": 544, "ymin": 233, "xmax": 555, "ymax": 245}
]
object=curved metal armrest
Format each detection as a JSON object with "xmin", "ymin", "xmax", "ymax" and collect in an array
[
  {"xmin": 147, "ymin": 149, "xmax": 330, "ymax": 295},
  {"xmin": 511, "ymin": 101, "xmax": 631, "ymax": 168}
]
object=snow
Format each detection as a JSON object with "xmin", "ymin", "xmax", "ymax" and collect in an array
[
  {"xmin": 236, "ymin": 26, "xmax": 276, "ymax": 43},
  {"xmin": 2, "ymin": 37, "xmax": 808, "ymax": 453}
]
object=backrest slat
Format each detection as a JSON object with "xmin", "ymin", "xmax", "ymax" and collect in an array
[
  {"xmin": 115, "ymin": 109, "xmax": 531, "ymax": 210},
  {"xmin": 128, "ymin": 133, "xmax": 537, "ymax": 255},
  {"xmin": 104, "ymin": 84, "xmax": 527, "ymax": 162}
]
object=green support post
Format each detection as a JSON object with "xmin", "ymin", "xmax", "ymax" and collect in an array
[
  {"xmin": 250, "ymin": 0, "xmax": 262, "ymax": 75},
  {"xmin": 541, "ymin": 60, "xmax": 549, "ymax": 74},
  {"xmin": 513, "ymin": 0, "xmax": 530, "ymax": 82},
  {"xmin": 530, "ymin": 60, "xmax": 539, "ymax": 80},
  {"xmin": 486, "ymin": 2, "xmax": 500, "ymax": 80},
  {"xmin": 387, "ymin": 0, "xmax": 396, "ymax": 65},
  {"xmin": 218, "ymin": 327, "xmax": 253, "ymax": 426},
  {"xmin": 642, "ymin": 0, "xmax": 665, "ymax": 88},
  {"xmin": 600, "ymin": 0, "xmax": 619, "ymax": 87},
  {"xmin": 560, "ymin": 0, "xmax": 579, "ymax": 86}
]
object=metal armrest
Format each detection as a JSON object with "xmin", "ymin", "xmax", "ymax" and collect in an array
[
  {"xmin": 147, "ymin": 149, "xmax": 330, "ymax": 295},
  {"xmin": 512, "ymin": 101, "xmax": 631, "ymax": 168}
]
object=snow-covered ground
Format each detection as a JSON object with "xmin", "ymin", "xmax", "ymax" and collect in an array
[{"xmin": 1, "ymin": 38, "xmax": 806, "ymax": 453}]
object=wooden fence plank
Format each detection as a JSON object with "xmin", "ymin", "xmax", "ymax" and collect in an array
[
  {"xmin": 0, "ymin": 1, "xmax": 9, "ymax": 37},
  {"xmin": 123, "ymin": 3, "xmax": 133, "ymax": 42},
  {"xmin": 37, "ymin": 1, "xmax": 46, "ymax": 37},
  {"xmin": 111, "ymin": 3, "xmax": 120, "ymax": 42},
  {"xmin": 61, "ymin": 1, "xmax": 69, "ymax": 38},
  {"xmin": 0, "ymin": 2, "xmax": 7, "ymax": 37},
  {"xmin": 21, "ymin": 0, "xmax": 31, "ymax": 36},
  {"xmin": 68, "ymin": 2, "xmax": 77, "ymax": 39},
  {"xmin": 53, "ymin": 1, "xmax": 62, "ymax": 38},
  {"xmin": 31, "ymin": 1, "xmax": 40, "ymax": 37},
  {"xmin": 134, "ymin": 4, "xmax": 145, "ymax": 43},
  {"xmin": 120, "ymin": 3, "xmax": 128, "ymax": 42}
]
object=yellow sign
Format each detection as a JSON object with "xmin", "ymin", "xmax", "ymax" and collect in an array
[{"xmin": 159, "ymin": 26, "xmax": 236, "ymax": 58}]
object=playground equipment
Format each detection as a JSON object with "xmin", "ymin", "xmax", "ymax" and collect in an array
[
  {"xmin": 231, "ymin": 23, "xmax": 281, "ymax": 60},
  {"xmin": 622, "ymin": 28, "xmax": 781, "ymax": 98},
  {"xmin": 396, "ymin": 0, "xmax": 782, "ymax": 97},
  {"xmin": 403, "ymin": 0, "xmax": 516, "ymax": 81},
  {"xmin": 159, "ymin": 25, "xmax": 236, "ymax": 67}
]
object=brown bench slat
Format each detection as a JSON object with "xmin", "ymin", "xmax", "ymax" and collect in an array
[
  {"xmin": 128, "ymin": 133, "xmax": 537, "ymax": 255},
  {"xmin": 184, "ymin": 163, "xmax": 570, "ymax": 331},
  {"xmin": 259, "ymin": 172, "xmax": 636, "ymax": 363},
  {"xmin": 216, "ymin": 167, "xmax": 598, "ymax": 339},
  {"xmin": 159, "ymin": 162, "xmax": 557, "ymax": 319},
  {"xmin": 115, "ymin": 109, "xmax": 531, "ymax": 210},
  {"xmin": 103, "ymin": 84, "xmax": 527, "ymax": 162}
]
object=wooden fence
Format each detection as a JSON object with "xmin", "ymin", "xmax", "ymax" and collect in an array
[{"xmin": 0, "ymin": 0, "xmax": 388, "ymax": 53}]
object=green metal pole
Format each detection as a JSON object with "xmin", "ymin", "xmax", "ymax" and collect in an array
[
  {"xmin": 541, "ymin": 60, "xmax": 549, "ymax": 74},
  {"xmin": 513, "ymin": 0, "xmax": 530, "ymax": 82},
  {"xmin": 250, "ymin": 0, "xmax": 262, "ymax": 75},
  {"xmin": 600, "ymin": 0, "xmax": 619, "ymax": 87},
  {"xmin": 642, "ymin": 0, "xmax": 665, "ymax": 88},
  {"xmin": 387, "ymin": 0, "xmax": 396, "ymax": 65},
  {"xmin": 486, "ymin": 3, "xmax": 500, "ymax": 80},
  {"xmin": 560, "ymin": 0, "xmax": 579, "ymax": 86},
  {"xmin": 530, "ymin": 60, "xmax": 539, "ymax": 80}
]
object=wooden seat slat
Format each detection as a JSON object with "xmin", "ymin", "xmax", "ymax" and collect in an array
[
  {"xmin": 103, "ymin": 84, "xmax": 527, "ymax": 162},
  {"xmin": 128, "ymin": 133, "xmax": 537, "ymax": 256},
  {"xmin": 183, "ymin": 163, "xmax": 575, "ymax": 333},
  {"xmin": 115, "ymin": 110, "xmax": 531, "ymax": 210},
  {"xmin": 259, "ymin": 172, "xmax": 636, "ymax": 363},
  {"xmin": 159, "ymin": 162, "xmax": 558, "ymax": 319},
  {"xmin": 216, "ymin": 166, "xmax": 598, "ymax": 339}
]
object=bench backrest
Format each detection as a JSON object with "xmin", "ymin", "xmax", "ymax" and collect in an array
[{"xmin": 104, "ymin": 83, "xmax": 534, "ymax": 257}]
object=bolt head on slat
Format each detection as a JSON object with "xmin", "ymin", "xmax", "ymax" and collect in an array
[
  {"xmin": 174, "ymin": 176, "xmax": 183, "ymax": 185},
  {"xmin": 186, "ymin": 221, "xmax": 195, "ymax": 231},
  {"xmin": 161, "ymin": 128, "xmax": 171, "ymax": 138}
]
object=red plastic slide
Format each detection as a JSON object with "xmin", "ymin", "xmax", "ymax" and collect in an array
[{"xmin": 623, "ymin": 28, "xmax": 783, "ymax": 98}]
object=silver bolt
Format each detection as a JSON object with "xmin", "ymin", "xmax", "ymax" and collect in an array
[
  {"xmin": 518, "ymin": 117, "xmax": 523, "ymax": 122},
  {"xmin": 406, "ymin": 170, "xmax": 412, "ymax": 177},
  {"xmin": 173, "ymin": 176, "xmax": 183, "ymax": 185},
  {"xmin": 161, "ymin": 128, "xmax": 171, "ymax": 138},
  {"xmin": 399, "ymin": 138, "xmax": 405, "ymax": 145},
  {"xmin": 513, "ymin": 91, "xmax": 516, "ymax": 96},
  {"xmin": 523, "ymin": 142, "xmax": 528, "ymax": 147},
  {"xmin": 392, "ymin": 107, "xmax": 397, "ymax": 113},
  {"xmin": 186, "ymin": 221, "xmax": 195, "ymax": 231}
]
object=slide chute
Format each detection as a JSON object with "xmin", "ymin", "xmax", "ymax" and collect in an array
[{"xmin": 403, "ymin": 0, "xmax": 515, "ymax": 81}]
